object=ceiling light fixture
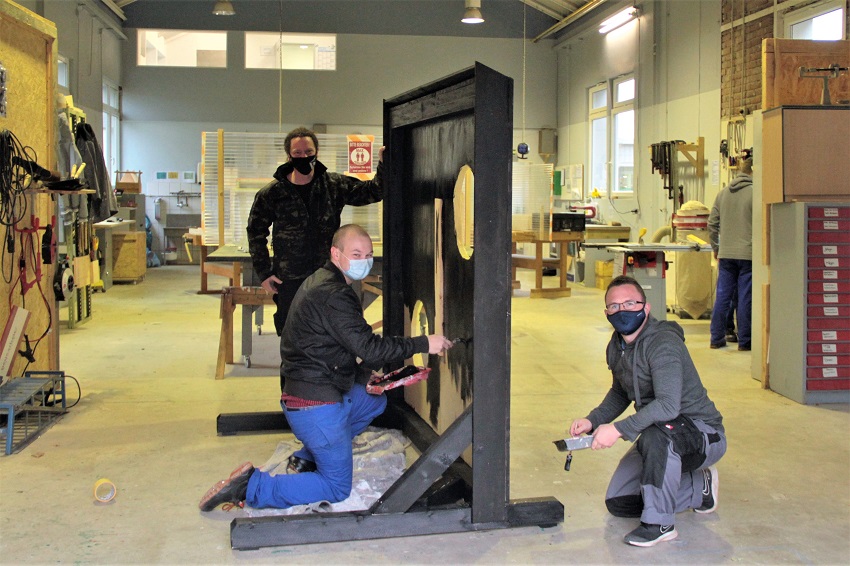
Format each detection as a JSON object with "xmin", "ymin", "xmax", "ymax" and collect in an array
[
  {"xmin": 213, "ymin": 0, "xmax": 235, "ymax": 16},
  {"xmin": 462, "ymin": 0, "xmax": 484, "ymax": 24},
  {"xmin": 599, "ymin": 6, "xmax": 638, "ymax": 34}
]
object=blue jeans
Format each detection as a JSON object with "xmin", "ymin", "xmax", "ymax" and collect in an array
[
  {"xmin": 245, "ymin": 384, "xmax": 387, "ymax": 509},
  {"xmin": 710, "ymin": 258, "xmax": 752, "ymax": 347}
]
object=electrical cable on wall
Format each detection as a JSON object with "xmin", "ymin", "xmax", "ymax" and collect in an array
[
  {"xmin": 1, "ymin": 130, "xmax": 34, "ymax": 284},
  {"xmin": 516, "ymin": 2, "xmax": 529, "ymax": 159},
  {"xmin": 1, "ymin": 129, "xmax": 55, "ymax": 370},
  {"xmin": 278, "ymin": 0, "xmax": 284, "ymax": 133}
]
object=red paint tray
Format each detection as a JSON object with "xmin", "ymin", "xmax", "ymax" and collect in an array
[{"xmin": 366, "ymin": 365, "xmax": 430, "ymax": 395}]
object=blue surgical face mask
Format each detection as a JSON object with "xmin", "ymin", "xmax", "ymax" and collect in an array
[
  {"xmin": 341, "ymin": 253, "xmax": 373, "ymax": 281},
  {"xmin": 606, "ymin": 308, "xmax": 646, "ymax": 335}
]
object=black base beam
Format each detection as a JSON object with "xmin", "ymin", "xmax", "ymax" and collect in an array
[
  {"xmin": 216, "ymin": 412, "xmax": 289, "ymax": 435},
  {"xmin": 230, "ymin": 497, "xmax": 564, "ymax": 550}
]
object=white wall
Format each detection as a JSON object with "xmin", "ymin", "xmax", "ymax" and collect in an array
[
  {"xmin": 120, "ymin": 31, "xmax": 558, "ymax": 179},
  {"xmin": 555, "ymin": 0, "xmax": 722, "ymax": 240}
]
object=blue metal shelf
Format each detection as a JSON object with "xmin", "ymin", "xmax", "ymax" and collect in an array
[{"xmin": 0, "ymin": 371, "xmax": 66, "ymax": 455}]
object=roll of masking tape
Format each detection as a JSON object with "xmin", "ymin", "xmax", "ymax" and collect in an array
[{"xmin": 93, "ymin": 478, "xmax": 117, "ymax": 502}]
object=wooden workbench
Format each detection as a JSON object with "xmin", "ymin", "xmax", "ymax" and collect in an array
[{"xmin": 512, "ymin": 230, "xmax": 584, "ymax": 298}]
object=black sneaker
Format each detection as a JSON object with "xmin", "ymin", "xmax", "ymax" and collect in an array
[
  {"xmin": 695, "ymin": 465, "xmax": 718, "ymax": 513},
  {"xmin": 738, "ymin": 344, "xmax": 751, "ymax": 351},
  {"xmin": 710, "ymin": 341, "xmax": 726, "ymax": 349},
  {"xmin": 726, "ymin": 333, "xmax": 738, "ymax": 343},
  {"xmin": 199, "ymin": 462, "xmax": 254, "ymax": 512},
  {"xmin": 286, "ymin": 455, "xmax": 317, "ymax": 474},
  {"xmin": 624, "ymin": 523, "xmax": 678, "ymax": 547}
]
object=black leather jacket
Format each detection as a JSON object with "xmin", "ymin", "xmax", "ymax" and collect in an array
[{"xmin": 280, "ymin": 262, "xmax": 429, "ymax": 400}]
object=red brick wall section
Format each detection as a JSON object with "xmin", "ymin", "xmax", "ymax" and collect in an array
[{"xmin": 721, "ymin": 1, "xmax": 774, "ymax": 118}]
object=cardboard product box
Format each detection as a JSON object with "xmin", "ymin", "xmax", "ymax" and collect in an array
[
  {"xmin": 595, "ymin": 260, "xmax": 614, "ymax": 277},
  {"xmin": 115, "ymin": 171, "xmax": 142, "ymax": 194},
  {"xmin": 595, "ymin": 275, "xmax": 612, "ymax": 291}
]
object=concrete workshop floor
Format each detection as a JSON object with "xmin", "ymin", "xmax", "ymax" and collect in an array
[{"xmin": 1, "ymin": 265, "xmax": 848, "ymax": 565}]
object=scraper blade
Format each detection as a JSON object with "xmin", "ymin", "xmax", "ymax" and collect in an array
[{"xmin": 553, "ymin": 436, "xmax": 593, "ymax": 452}]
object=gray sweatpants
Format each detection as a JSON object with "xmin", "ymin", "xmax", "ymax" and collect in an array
[{"xmin": 605, "ymin": 418, "xmax": 727, "ymax": 526}]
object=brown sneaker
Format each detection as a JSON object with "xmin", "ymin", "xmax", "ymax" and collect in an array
[{"xmin": 199, "ymin": 462, "xmax": 254, "ymax": 512}]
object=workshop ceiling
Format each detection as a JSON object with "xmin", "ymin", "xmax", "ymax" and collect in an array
[{"xmin": 113, "ymin": 0, "xmax": 609, "ymax": 42}]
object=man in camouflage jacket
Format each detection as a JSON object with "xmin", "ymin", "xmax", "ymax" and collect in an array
[{"xmin": 246, "ymin": 127, "xmax": 384, "ymax": 335}]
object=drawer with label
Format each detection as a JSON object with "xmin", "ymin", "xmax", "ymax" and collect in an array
[
  {"xmin": 807, "ymin": 269, "xmax": 850, "ymax": 281},
  {"xmin": 807, "ymin": 244, "xmax": 850, "ymax": 257},
  {"xmin": 807, "ymin": 342, "xmax": 850, "ymax": 354},
  {"xmin": 807, "ymin": 293, "xmax": 850, "ymax": 306},
  {"xmin": 807, "ymin": 256, "xmax": 844, "ymax": 268},
  {"xmin": 807, "ymin": 281, "xmax": 850, "ymax": 293},
  {"xmin": 807, "ymin": 305, "xmax": 850, "ymax": 317},
  {"xmin": 807, "ymin": 219, "xmax": 850, "ymax": 232},
  {"xmin": 806, "ymin": 355, "xmax": 850, "ymax": 366},
  {"xmin": 805, "ymin": 366, "xmax": 850, "ymax": 380},
  {"xmin": 806, "ymin": 330, "xmax": 850, "ymax": 342},
  {"xmin": 808, "ymin": 206, "xmax": 850, "ymax": 219}
]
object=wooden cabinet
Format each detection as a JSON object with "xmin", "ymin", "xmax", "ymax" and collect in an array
[
  {"xmin": 762, "ymin": 106, "xmax": 850, "ymax": 204},
  {"xmin": 112, "ymin": 232, "xmax": 146, "ymax": 283}
]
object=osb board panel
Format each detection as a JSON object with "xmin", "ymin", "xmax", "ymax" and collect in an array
[
  {"xmin": 762, "ymin": 38, "xmax": 850, "ymax": 109},
  {"xmin": 0, "ymin": 1, "xmax": 58, "ymax": 376},
  {"xmin": 112, "ymin": 233, "xmax": 146, "ymax": 280}
]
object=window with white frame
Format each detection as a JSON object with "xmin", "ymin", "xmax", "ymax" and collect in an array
[
  {"xmin": 245, "ymin": 32, "xmax": 336, "ymax": 70},
  {"xmin": 588, "ymin": 75, "xmax": 636, "ymax": 198},
  {"xmin": 588, "ymin": 83, "xmax": 608, "ymax": 197},
  {"xmin": 137, "ymin": 29, "xmax": 227, "ymax": 67},
  {"xmin": 57, "ymin": 55, "xmax": 70, "ymax": 93},
  {"xmin": 784, "ymin": 0, "xmax": 845, "ymax": 40},
  {"xmin": 102, "ymin": 81, "xmax": 120, "ymax": 176}
]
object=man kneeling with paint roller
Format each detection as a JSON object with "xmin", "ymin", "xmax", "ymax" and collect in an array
[
  {"xmin": 200, "ymin": 224, "xmax": 453, "ymax": 511},
  {"xmin": 566, "ymin": 275, "xmax": 726, "ymax": 547}
]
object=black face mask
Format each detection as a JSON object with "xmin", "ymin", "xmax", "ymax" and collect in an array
[
  {"xmin": 290, "ymin": 156, "xmax": 316, "ymax": 175},
  {"xmin": 606, "ymin": 308, "xmax": 646, "ymax": 335}
]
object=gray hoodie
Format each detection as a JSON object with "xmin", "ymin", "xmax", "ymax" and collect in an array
[
  {"xmin": 586, "ymin": 316, "xmax": 724, "ymax": 442},
  {"xmin": 708, "ymin": 173, "xmax": 753, "ymax": 260}
]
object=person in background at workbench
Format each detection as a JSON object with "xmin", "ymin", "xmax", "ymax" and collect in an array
[
  {"xmin": 568, "ymin": 275, "xmax": 726, "ymax": 547},
  {"xmin": 200, "ymin": 224, "xmax": 453, "ymax": 512},
  {"xmin": 708, "ymin": 149, "xmax": 753, "ymax": 351},
  {"xmin": 246, "ymin": 126, "xmax": 385, "ymax": 336}
]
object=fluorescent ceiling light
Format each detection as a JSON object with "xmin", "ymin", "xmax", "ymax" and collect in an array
[
  {"xmin": 599, "ymin": 6, "xmax": 637, "ymax": 34},
  {"xmin": 462, "ymin": 0, "xmax": 484, "ymax": 24},
  {"xmin": 213, "ymin": 0, "xmax": 235, "ymax": 16}
]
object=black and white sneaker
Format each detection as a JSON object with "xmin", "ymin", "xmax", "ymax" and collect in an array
[
  {"xmin": 624, "ymin": 523, "xmax": 678, "ymax": 547},
  {"xmin": 694, "ymin": 465, "xmax": 719, "ymax": 514}
]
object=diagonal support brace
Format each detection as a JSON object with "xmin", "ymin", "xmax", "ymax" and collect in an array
[{"xmin": 371, "ymin": 403, "xmax": 472, "ymax": 514}]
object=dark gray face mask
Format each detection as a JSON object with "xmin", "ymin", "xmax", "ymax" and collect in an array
[
  {"xmin": 607, "ymin": 308, "xmax": 646, "ymax": 335},
  {"xmin": 290, "ymin": 156, "xmax": 316, "ymax": 175}
]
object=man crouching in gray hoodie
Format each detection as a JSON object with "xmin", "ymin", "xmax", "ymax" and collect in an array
[{"xmin": 570, "ymin": 275, "xmax": 726, "ymax": 547}]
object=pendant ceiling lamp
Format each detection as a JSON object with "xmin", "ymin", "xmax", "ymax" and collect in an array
[
  {"xmin": 462, "ymin": 0, "xmax": 484, "ymax": 24},
  {"xmin": 213, "ymin": 0, "xmax": 235, "ymax": 16}
]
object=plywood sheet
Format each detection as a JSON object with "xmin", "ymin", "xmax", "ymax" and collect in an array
[
  {"xmin": 762, "ymin": 38, "xmax": 850, "ymax": 109},
  {"xmin": 0, "ymin": 1, "xmax": 58, "ymax": 375}
]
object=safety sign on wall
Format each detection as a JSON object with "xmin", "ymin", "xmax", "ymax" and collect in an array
[{"xmin": 346, "ymin": 135, "xmax": 374, "ymax": 180}]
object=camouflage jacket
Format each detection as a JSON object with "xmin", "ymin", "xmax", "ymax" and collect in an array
[{"xmin": 246, "ymin": 159, "xmax": 383, "ymax": 282}]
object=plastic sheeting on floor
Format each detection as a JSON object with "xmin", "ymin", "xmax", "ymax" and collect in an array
[{"xmin": 243, "ymin": 426, "xmax": 410, "ymax": 517}]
